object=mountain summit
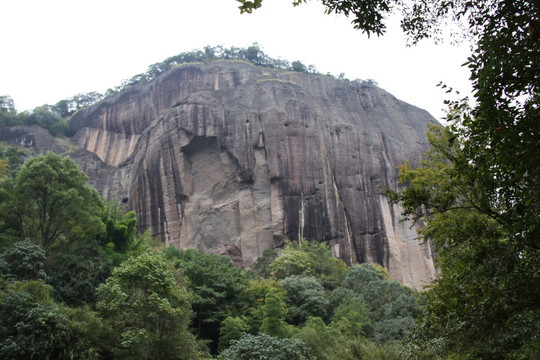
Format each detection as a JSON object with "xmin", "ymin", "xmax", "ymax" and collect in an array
[{"xmin": 8, "ymin": 59, "xmax": 439, "ymax": 289}]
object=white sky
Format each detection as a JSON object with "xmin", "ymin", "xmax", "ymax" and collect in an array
[{"xmin": 0, "ymin": 0, "xmax": 473, "ymax": 121}]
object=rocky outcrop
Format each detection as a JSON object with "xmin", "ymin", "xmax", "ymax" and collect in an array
[
  {"xmin": 46, "ymin": 60, "xmax": 438, "ymax": 289},
  {"xmin": 0, "ymin": 125, "xmax": 68, "ymax": 154}
]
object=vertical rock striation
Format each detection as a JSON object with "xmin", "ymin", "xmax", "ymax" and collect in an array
[{"xmin": 68, "ymin": 60, "xmax": 438, "ymax": 289}]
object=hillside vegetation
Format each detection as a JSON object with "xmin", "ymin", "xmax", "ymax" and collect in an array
[
  {"xmin": 2, "ymin": 0, "xmax": 539, "ymax": 351},
  {"xmin": 0, "ymin": 150, "xmax": 421, "ymax": 359}
]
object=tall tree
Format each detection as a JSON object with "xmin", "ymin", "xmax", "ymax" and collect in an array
[
  {"xmin": 0, "ymin": 95, "xmax": 19, "ymax": 127},
  {"xmin": 13, "ymin": 152, "xmax": 104, "ymax": 249},
  {"xmin": 48, "ymin": 240, "xmax": 111, "ymax": 306},
  {"xmin": 162, "ymin": 246, "xmax": 249, "ymax": 350},
  {"xmin": 236, "ymin": 278, "xmax": 284, "ymax": 334},
  {"xmin": 0, "ymin": 281, "xmax": 71, "ymax": 360},
  {"xmin": 218, "ymin": 316, "xmax": 249, "ymax": 352},
  {"xmin": 269, "ymin": 240, "xmax": 348, "ymax": 290},
  {"xmin": 330, "ymin": 264, "xmax": 419, "ymax": 343},
  {"xmin": 0, "ymin": 143, "xmax": 27, "ymax": 179},
  {"xmin": 260, "ymin": 289, "xmax": 289, "ymax": 338},
  {"xmin": 330, "ymin": 297, "xmax": 371, "ymax": 338},
  {"xmin": 96, "ymin": 252, "xmax": 199, "ymax": 360},
  {"xmin": 386, "ymin": 125, "xmax": 540, "ymax": 358},
  {"xmin": 0, "ymin": 239, "xmax": 47, "ymax": 281},
  {"xmin": 280, "ymin": 275, "xmax": 329, "ymax": 324}
]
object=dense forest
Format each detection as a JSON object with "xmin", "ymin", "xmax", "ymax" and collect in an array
[
  {"xmin": 2, "ymin": 0, "xmax": 540, "ymax": 357},
  {"xmin": 0, "ymin": 148, "xmax": 421, "ymax": 359}
]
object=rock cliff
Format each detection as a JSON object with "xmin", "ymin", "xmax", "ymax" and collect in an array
[{"xmin": 17, "ymin": 60, "xmax": 440, "ymax": 289}]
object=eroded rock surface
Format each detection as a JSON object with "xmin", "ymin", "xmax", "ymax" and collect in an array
[{"xmin": 65, "ymin": 60, "xmax": 438, "ymax": 288}]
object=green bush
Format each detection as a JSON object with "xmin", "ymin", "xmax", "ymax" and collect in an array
[{"xmin": 218, "ymin": 333, "xmax": 311, "ymax": 360}]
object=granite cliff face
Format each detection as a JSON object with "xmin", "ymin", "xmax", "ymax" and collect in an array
[{"xmin": 61, "ymin": 60, "xmax": 435, "ymax": 288}]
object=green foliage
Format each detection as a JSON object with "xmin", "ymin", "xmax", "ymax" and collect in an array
[
  {"xmin": 64, "ymin": 306, "xmax": 114, "ymax": 360},
  {"xmin": 101, "ymin": 205, "xmax": 137, "ymax": 253},
  {"xmin": 0, "ymin": 280, "xmax": 71, "ymax": 360},
  {"xmin": 0, "ymin": 95, "xmax": 19, "ymax": 127},
  {"xmin": 295, "ymin": 317, "xmax": 335, "ymax": 360},
  {"xmin": 330, "ymin": 296, "xmax": 371, "ymax": 338},
  {"xmin": 103, "ymin": 44, "xmax": 325, "ymax": 98},
  {"xmin": 218, "ymin": 316, "xmax": 249, "ymax": 351},
  {"xmin": 237, "ymin": 278, "xmax": 284, "ymax": 334},
  {"xmin": 0, "ymin": 93, "xmax": 98, "ymax": 136},
  {"xmin": 269, "ymin": 243, "xmax": 312, "ymax": 278},
  {"xmin": 0, "ymin": 148, "xmax": 428, "ymax": 359},
  {"xmin": 1, "ymin": 43, "xmax": 359, "ymax": 126},
  {"xmin": 0, "ymin": 239, "xmax": 47, "ymax": 281},
  {"xmin": 388, "ymin": 124, "xmax": 540, "ymax": 358},
  {"xmin": 237, "ymin": 0, "xmax": 397, "ymax": 36},
  {"xmin": 13, "ymin": 152, "xmax": 104, "ymax": 249},
  {"xmin": 48, "ymin": 240, "xmax": 111, "ymax": 306},
  {"xmin": 0, "ymin": 145, "xmax": 28, "ymax": 248},
  {"xmin": 0, "ymin": 95, "xmax": 15, "ymax": 115},
  {"xmin": 280, "ymin": 275, "xmax": 328, "ymax": 324},
  {"xmin": 24, "ymin": 106, "xmax": 68, "ymax": 136},
  {"xmin": 332, "ymin": 338, "xmax": 404, "ymax": 360},
  {"xmin": 233, "ymin": 5, "xmax": 539, "ymax": 355},
  {"xmin": 331, "ymin": 264, "xmax": 419, "ymax": 343},
  {"xmin": 296, "ymin": 315, "xmax": 406, "ymax": 360},
  {"xmin": 291, "ymin": 60, "xmax": 308, "ymax": 73},
  {"xmin": 251, "ymin": 248, "xmax": 277, "ymax": 278},
  {"xmin": 162, "ymin": 246, "xmax": 249, "ymax": 349},
  {"xmin": 0, "ymin": 102, "xmax": 68, "ymax": 136},
  {"xmin": 96, "ymin": 252, "xmax": 198, "ymax": 360},
  {"xmin": 52, "ymin": 91, "xmax": 104, "ymax": 118},
  {"xmin": 269, "ymin": 240, "xmax": 348, "ymax": 290},
  {"xmin": 13, "ymin": 4, "xmax": 539, "ymax": 352},
  {"xmin": 339, "ymin": 263, "xmax": 389, "ymax": 291},
  {"xmin": 431, "ymin": 5, "xmax": 540, "ymax": 354},
  {"xmin": 260, "ymin": 288, "xmax": 289, "ymax": 338},
  {"xmin": 0, "ymin": 143, "xmax": 27, "ymax": 179},
  {"xmin": 0, "ymin": 151, "xmax": 112, "ymax": 306},
  {"xmin": 98, "ymin": 200, "xmax": 139, "ymax": 266},
  {"xmin": 0, "ymin": 178, "xmax": 20, "ymax": 249},
  {"xmin": 0, "ymin": 158, "xmax": 7, "ymax": 179},
  {"xmin": 507, "ymin": 340, "xmax": 540, "ymax": 360},
  {"xmin": 218, "ymin": 333, "xmax": 312, "ymax": 360}
]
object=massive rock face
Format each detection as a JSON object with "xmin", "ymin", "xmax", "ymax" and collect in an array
[{"xmin": 57, "ymin": 60, "xmax": 436, "ymax": 288}]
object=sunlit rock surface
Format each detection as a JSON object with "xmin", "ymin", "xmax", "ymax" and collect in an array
[{"xmin": 60, "ymin": 60, "xmax": 438, "ymax": 288}]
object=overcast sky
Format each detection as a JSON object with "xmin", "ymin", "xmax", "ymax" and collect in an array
[{"xmin": 0, "ymin": 0, "xmax": 473, "ymax": 121}]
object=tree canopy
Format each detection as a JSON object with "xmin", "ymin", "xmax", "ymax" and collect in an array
[
  {"xmin": 218, "ymin": 333, "xmax": 311, "ymax": 360},
  {"xmin": 0, "ymin": 239, "xmax": 48, "ymax": 282},
  {"xmin": 162, "ymin": 246, "xmax": 250, "ymax": 351},
  {"xmin": 96, "ymin": 252, "xmax": 198, "ymax": 360},
  {"xmin": 0, "ymin": 281, "xmax": 71, "ymax": 360},
  {"xmin": 387, "ymin": 124, "xmax": 540, "ymax": 358},
  {"xmin": 13, "ymin": 152, "xmax": 104, "ymax": 249},
  {"xmin": 269, "ymin": 240, "xmax": 348, "ymax": 290}
]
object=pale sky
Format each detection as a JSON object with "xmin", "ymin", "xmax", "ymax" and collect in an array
[{"xmin": 0, "ymin": 0, "xmax": 473, "ymax": 121}]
